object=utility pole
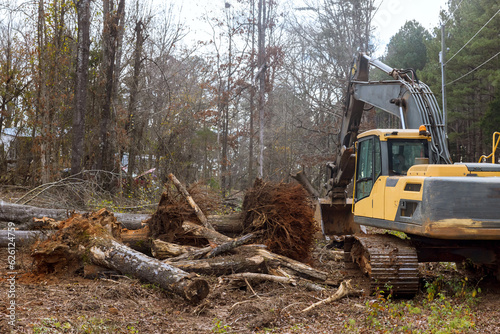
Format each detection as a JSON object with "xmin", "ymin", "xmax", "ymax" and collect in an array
[{"xmin": 439, "ymin": 24, "xmax": 447, "ymax": 132}]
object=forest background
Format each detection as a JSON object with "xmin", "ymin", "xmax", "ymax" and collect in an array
[{"xmin": 0, "ymin": 0, "xmax": 498, "ymax": 205}]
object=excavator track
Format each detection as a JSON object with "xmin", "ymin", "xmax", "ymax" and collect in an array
[{"xmin": 345, "ymin": 234, "xmax": 419, "ymax": 296}]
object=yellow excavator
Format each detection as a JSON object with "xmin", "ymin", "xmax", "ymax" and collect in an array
[{"xmin": 321, "ymin": 53, "xmax": 500, "ymax": 295}]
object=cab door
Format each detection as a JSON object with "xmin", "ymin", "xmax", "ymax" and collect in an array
[{"xmin": 354, "ymin": 136, "xmax": 383, "ymax": 218}]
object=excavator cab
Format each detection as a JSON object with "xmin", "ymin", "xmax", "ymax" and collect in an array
[{"xmin": 353, "ymin": 129, "xmax": 431, "ymax": 204}]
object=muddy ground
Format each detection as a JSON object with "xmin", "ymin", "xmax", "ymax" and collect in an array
[{"xmin": 1, "ymin": 239, "xmax": 500, "ymax": 334}]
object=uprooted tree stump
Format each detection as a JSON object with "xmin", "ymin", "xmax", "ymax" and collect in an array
[
  {"xmin": 242, "ymin": 178, "xmax": 318, "ymax": 262},
  {"xmin": 31, "ymin": 208, "xmax": 209, "ymax": 303},
  {"xmin": 146, "ymin": 181, "xmax": 220, "ymax": 245}
]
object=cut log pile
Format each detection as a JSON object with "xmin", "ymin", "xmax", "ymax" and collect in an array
[{"xmin": 1, "ymin": 174, "xmax": 356, "ymax": 306}]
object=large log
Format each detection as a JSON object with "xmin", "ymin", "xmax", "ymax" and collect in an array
[
  {"xmin": 0, "ymin": 230, "xmax": 54, "ymax": 247},
  {"xmin": 167, "ymin": 253, "xmax": 266, "ymax": 276},
  {"xmin": 206, "ymin": 214, "xmax": 244, "ymax": 234},
  {"xmin": 181, "ymin": 220, "xmax": 232, "ymax": 244},
  {"xmin": 151, "ymin": 239, "xmax": 204, "ymax": 260},
  {"xmin": 0, "ymin": 200, "xmax": 244, "ymax": 233},
  {"xmin": 88, "ymin": 236, "xmax": 209, "ymax": 303},
  {"xmin": 237, "ymin": 247, "xmax": 328, "ymax": 282},
  {"xmin": 0, "ymin": 200, "xmax": 150, "ymax": 230},
  {"xmin": 161, "ymin": 233, "xmax": 259, "ymax": 262},
  {"xmin": 120, "ymin": 225, "xmax": 151, "ymax": 254},
  {"xmin": 0, "ymin": 200, "xmax": 71, "ymax": 223}
]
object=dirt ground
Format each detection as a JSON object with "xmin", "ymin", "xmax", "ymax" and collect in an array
[{"xmin": 2, "ymin": 239, "xmax": 500, "ymax": 334}]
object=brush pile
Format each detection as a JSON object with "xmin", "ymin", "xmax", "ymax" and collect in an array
[{"xmin": 5, "ymin": 174, "xmax": 336, "ymax": 305}]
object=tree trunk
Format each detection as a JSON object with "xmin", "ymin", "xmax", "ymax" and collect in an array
[
  {"xmin": 0, "ymin": 201, "xmax": 241, "ymax": 233},
  {"xmin": 180, "ymin": 220, "xmax": 232, "ymax": 244},
  {"xmin": 257, "ymin": 0, "xmax": 267, "ymax": 178},
  {"xmin": 248, "ymin": 0, "xmax": 256, "ymax": 188},
  {"xmin": 162, "ymin": 232, "xmax": 259, "ymax": 261},
  {"xmin": 151, "ymin": 239, "xmax": 203, "ymax": 260},
  {"xmin": 0, "ymin": 201, "xmax": 150, "ymax": 230},
  {"xmin": 291, "ymin": 171, "xmax": 320, "ymax": 198},
  {"xmin": 98, "ymin": 0, "xmax": 125, "ymax": 176},
  {"xmin": 37, "ymin": 0, "xmax": 49, "ymax": 185},
  {"xmin": 127, "ymin": 18, "xmax": 145, "ymax": 186},
  {"xmin": 88, "ymin": 236, "xmax": 209, "ymax": 303},
  {"xmin": 0, "ymin": 230, "xmax": 54, "ymax": 247},
  {"xmin": 166, "ymin": 253, "xmax": 266, "ymax": 276},
  {"xmin": 120, "ymin": 225, "xmax": 151, "ymax": 254},
  {"xmin": 206, "ymin": 214, "xmax": 244, "ymax": 234},
  {"xmin": 71, "ymin": 0, "xmax": 91, "ymax": 176},
  {"xmin": 239, "ymin": 247, "xmax": 328, "ymax": 282}
]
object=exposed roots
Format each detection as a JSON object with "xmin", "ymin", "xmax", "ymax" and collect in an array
[
  {"xmin": 147, "ymin": 182, "xmax": 220, "ymax": 245},
  {"xmin": 242, "ymin": 178, "xmax": 318, "ymax": 262},
  {"xmin": 31, "ymin": 208, "xmax": 120, "ymax": 276}
]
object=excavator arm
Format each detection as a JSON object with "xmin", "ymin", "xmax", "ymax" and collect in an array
[{"xmin": 327, "ymin": 53, "xmax": 451, "ymax": 200}]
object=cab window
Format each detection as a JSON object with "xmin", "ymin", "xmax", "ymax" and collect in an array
[
  {"xmin": 388, "ymin": 139, "xmax": 429, "ymax": 175},
  {"xmin": 355, "ymin": 137, "xmax": 381, "ymax": 201}
]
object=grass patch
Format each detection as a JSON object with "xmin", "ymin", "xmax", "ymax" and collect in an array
[{"xmin": 343, "ymin": 275, "xmax": 480, "ymax": 333}]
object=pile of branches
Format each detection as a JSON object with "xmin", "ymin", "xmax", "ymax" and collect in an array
[{"xmin": 242, "ymin": 178, "xmax": 318, "ymax": 262}]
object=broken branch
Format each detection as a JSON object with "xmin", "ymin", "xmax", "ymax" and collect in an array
[
  {"xmin": 168, "ymin": 173, "xmax": 215, "ymax": 231},
  {"xmin": 301, "ymin": 280, "xmax": 362, "ymax": 313}
]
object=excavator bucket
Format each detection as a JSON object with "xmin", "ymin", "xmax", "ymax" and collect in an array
[{"xmin": 318, "ymin": 198, "xmax": 361, "ymax": 236}]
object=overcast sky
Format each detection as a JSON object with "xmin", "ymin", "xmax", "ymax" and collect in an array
[
  {"xmin": 372, "ymin": 0, "xmax": 448, "ymax": 55},
  {"xmin": 171, "ymin": 0, "xmax": 449, "ymax": 56}
]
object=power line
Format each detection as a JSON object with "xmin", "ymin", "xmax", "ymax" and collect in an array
[
  {"xmin": 445, "ymin": 8, "xmax": 500, "ymax": 65},
  {"xmin": 442, "ymin": 0, "xmax": 465, "ymax": 27},
  {"xmin": 446, "ymin": 50, "xmax": 500, "ymax": 86}
]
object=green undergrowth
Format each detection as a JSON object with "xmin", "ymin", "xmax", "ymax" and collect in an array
[
  {"xmin": 343, "ymin": 275, "xmax": 480, "ymax": 333},
  {"xmin": 31, "ymin": 316, "xmax": 140, "ymax": 333}
]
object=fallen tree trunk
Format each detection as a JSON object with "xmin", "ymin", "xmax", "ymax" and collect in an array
[
  {"xmin": 151, "ymin": 239, "xmax": 204, "ymax": 260},
  {"xmin": 167, "ymin": 253, "xmax": 266, "ymax": 276},
  {"xmin": 120, "ymin": 226, "xmax": 151, "ymax": 254},
  {"xmin": 0, "ymin": 200, "xmax": 72, "ymax": 223},
  {"xmin": 163, "ymin": 232, "xmax": 259, "ymax": 261},
  {"xmin": 0, "ymin": 200, "xmax": 150, "ymax": 230},
  {"xmin": 226, "ymin": 272, "xmax": 326, "ymax": 291},
  {"xmin": 89, "ymin": 236, "xmax": 209, "ymax": 303},
  {"xmin": 247, "ymin": 247, "xmax": 329, "ymax": 282},
  {"xmin": 0, "ymin": 230, "xmax": 54, "ymax": 247},
  {"xmin": 181, "ymin": 220, "xmax": 232, "ymax": 244},
  {"xmin": 1, "ymin": 200, "xmax": 243, "ymax": 234},
  {"xmin": 206, "ymin": 214, "xmax": 244, "ymax": 234}
]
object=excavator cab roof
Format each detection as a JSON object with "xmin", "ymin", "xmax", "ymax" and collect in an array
[{"xmin": 358, "ymin": 128, "xmax": 432, "ymax": 141}]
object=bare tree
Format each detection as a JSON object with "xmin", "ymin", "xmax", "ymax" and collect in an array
[
  {"xmin": 71, "ymin": 0, "xmax": 91, "ymax": 176},
  {"xmin": 98, "ymin": 0, "xmax": 125, "ymax": 177}
]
